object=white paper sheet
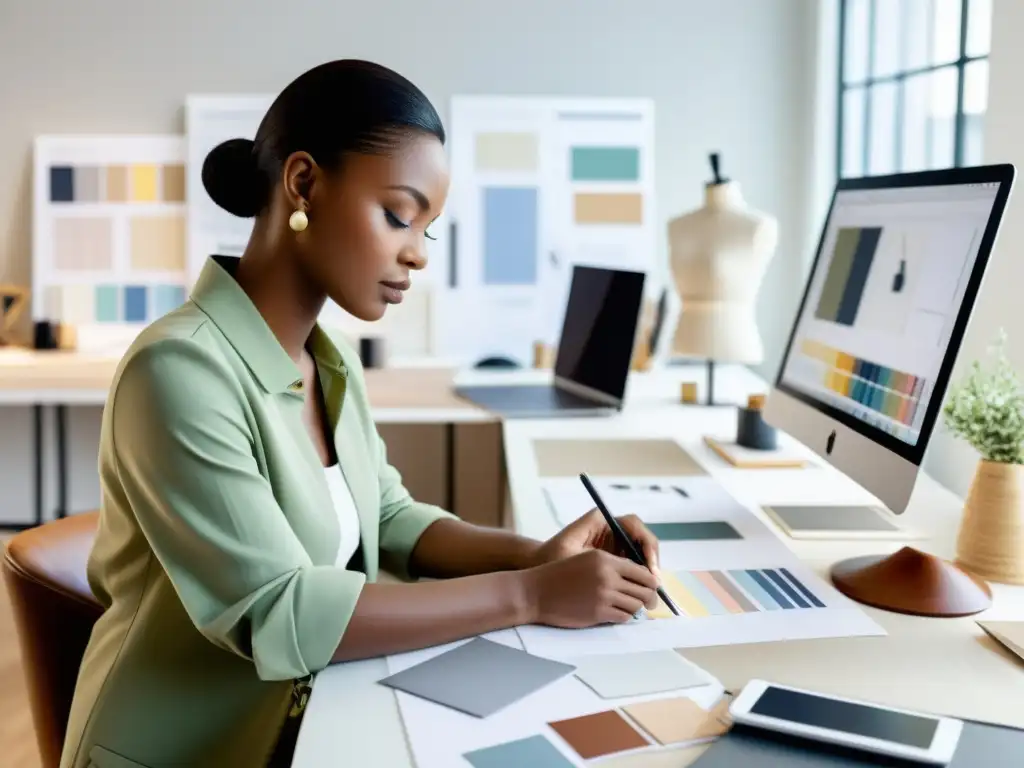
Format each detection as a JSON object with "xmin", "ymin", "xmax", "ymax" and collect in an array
[
  {"xmin": 386, "ymin": 630, "xmax": 724, "ymax": 768},
  {"xmin": 520, "ymin": 475, "xmax": 888, "ymax": 660}
]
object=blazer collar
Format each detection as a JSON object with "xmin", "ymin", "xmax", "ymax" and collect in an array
[{"xmin": 190, "ymin": 255, "xmax": 348, "ymax": 394}]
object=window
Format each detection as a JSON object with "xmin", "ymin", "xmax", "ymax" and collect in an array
[{"xmin": 838, "ymin": 0, "xmax": 992, "ymax": 179}]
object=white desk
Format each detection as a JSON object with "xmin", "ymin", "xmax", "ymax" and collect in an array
[{"xmin": 293, "ymin": 367, "xmax": 1024, "ymax": 767}]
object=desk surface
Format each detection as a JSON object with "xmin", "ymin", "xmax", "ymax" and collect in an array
[
  {"xmin": 0, "ymin": 348, "xmax": 764, "ymax": 423},
  {"xmin": 293, "ymin": 371, "xmax": 1024, "ymax": 768}
]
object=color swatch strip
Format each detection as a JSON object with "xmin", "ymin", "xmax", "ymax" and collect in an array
[
  {"xmin": 651, "ymin": 568, "xmax": 826, "ymax": 619},
  {"xmin": 800, "ymin": 339, "xmax": 923, "ymax": 426},
  {"xmin": 45, "ymin": 283, "xmax": 186, "ymax": 325},
  {"xmin": 49, "ymin": 163, "xmax": 186, "ymax": 203}
]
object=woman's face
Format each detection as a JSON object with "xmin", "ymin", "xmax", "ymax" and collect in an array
[{"xmin": 294, "ymin": 132, "xmax": 450, "ymax": 322}]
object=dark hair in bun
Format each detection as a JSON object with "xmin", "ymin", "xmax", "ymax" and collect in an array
[{"xmin": 201, "ymin": 59, "xmax": 445, "ymax": 219}]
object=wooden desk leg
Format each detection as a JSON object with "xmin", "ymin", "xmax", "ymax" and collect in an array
[{"xmin": 55, "ymin": 404, "xmax": 67, "ymax": 518}]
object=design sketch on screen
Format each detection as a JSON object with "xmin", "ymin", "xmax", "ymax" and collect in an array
[
  {"xmin": 32, "ymin": 135, "xmax": 189, "ymax": 348},
  {"xmin": 435, "ymin": 96, "xmax": 656, "ymax": 366},
  {"xmin": 781, "ymin": 184, "xmax": 993, "ymax": 446}
]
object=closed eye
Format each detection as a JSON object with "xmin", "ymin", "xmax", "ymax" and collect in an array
[{"xmin": 386, "ymin": 209, "xmax": 437, "ymax": 240}]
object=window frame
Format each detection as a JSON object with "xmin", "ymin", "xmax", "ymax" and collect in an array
[{"xmin": 836, "ymin": 0, "xmax": 989, "ymax": 179}]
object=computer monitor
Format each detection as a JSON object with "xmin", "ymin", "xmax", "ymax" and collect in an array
[
  {"xmin": 763, "ymin": 164, "xmax": 1015, "ymax": 615},
  {"xmin": 553, "ymin": 264, "xmax": 646, "ymax": 405}
]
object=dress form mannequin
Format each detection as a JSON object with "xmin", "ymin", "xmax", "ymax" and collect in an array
[{"xmin": 668, "ymin": 153, "xmax": 778, "ymax": 402}]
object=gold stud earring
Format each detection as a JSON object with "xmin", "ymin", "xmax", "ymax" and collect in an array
[{"xmin": 289, "ymin": 208, "xmax": 308, "ymax": 232}]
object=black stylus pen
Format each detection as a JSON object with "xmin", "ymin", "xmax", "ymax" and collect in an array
[{"xmin": 578, "ymin": 473, "xmax": 682, "ymax": 616}]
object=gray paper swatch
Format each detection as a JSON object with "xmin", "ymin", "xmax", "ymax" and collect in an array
[
  {"xmin": 573, "ymin": 649, "xmax": 709, "ymax": 699},
  {"xmin": 378, "ymin": 637, "xmax": 576, "ymax": 717}
]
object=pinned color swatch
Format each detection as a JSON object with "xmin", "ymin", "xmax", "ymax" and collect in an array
[
  {"xmin": 571, "ymin": 146, "xmax": 640, "ymax": 181},
  {"xmin": 475, "ymin": 132, "xmax": 540, "ymax": 172},
  {"xmin": 549, "ymin": 710, "xmax": 649, "ymax": 759},
  {"xmin": 483, "ymin": 187, "xmax": 538, "ymax": 285},
  {"xmin": 574, "ymin": 192, "xmax": 643, "ymax": 224},
  {"xmin": 49, "ymin": 162, "xmax": 186, "ymax": 203}
]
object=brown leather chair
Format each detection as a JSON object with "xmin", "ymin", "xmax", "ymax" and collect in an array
[{"xmin": 3, "ymin": 512, "xmax": 103, "ymax": 768}]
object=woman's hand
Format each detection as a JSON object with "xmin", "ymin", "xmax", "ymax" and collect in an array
[
  {"xmin": 521, "ymin": 549, "xmax": 660, "ymax": 628},
  {"xmin": 532, "ymin": 508, "xmax": 661, "ymax": 578}
]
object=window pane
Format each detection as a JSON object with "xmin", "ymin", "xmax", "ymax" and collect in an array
[
  {"xmin": 962, "ymin": 59, "xmax": 989, "ymax": 164},
  {"xmin": 902, "ymin": 73, "xmax": 930, "ymax": 171},
  {"xmin": 842, "ymin": 87, "xmax": 867, "ymax": 177},
  {"xmin": 932, "ymin": 0, "xmax": 963, "ymax": 65},
  {"xmin": 844, "ymin": 0, "xmax": 871, "ymax": 83},
  {"xmin": 902, "ymin": 67, "xmax": 958, "ymax": 170},
  {"xmin": 930, "ymin": 67, "xmax": 959, "ymax": 168},
  {"xmin": 966, "ymin": 0, "xmax": 993, "ymax": 58},
  {"xmin": 869, "ymin": 82, "xmax": 898, "ymax": 175},
  {"xmin": 872, "ymin": 2, "xmax": 903, "ymax": 78},
  {"xmin": 902, "ymin": 0, "xmax": 932, "ymax": 70}
]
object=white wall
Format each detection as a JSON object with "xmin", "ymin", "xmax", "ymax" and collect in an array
[
  {"xmin": 0, "ymin": 0, "xmax": 818, "ymax": 524},
  {"xmin": 922, "ymin": 0, "xmax": 1024, "ymax": 497}
]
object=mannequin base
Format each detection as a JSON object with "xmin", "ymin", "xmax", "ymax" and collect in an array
[{"xmin": 830, "ymin": 546, "xmax": 992, "ymax": 617}]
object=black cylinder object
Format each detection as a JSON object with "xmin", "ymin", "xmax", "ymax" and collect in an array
[
  {"xmin": 737, "ymin": 405, "xmax": 778, "ymax": 450},
  {"xmin": 359, "ymin": 336, "xmax": 385, "ymax": 369},
  {"xmin": 33, "ymin": 320, "xmax": 57, "ymax": 350}
]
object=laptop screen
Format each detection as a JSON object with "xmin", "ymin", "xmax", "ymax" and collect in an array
[{"xmin": 554, "ymin": 265, "xmax": 646, "ymax": 403}]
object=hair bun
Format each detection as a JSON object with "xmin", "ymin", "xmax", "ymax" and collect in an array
[{"xmin": 201, "ymin": 138, "xmax": 266, "ymax": 218}]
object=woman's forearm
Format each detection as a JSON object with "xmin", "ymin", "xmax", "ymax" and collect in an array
[
  {"xmin": 331, "ymin": 570, "xmax": 534, "ymax": 662},
  {"xmin": 408, "ymin": 518, "xmax": 543, "ymax": 578}
]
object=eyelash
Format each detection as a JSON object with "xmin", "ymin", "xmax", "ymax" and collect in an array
[{"xmin": 385, "ymin": 209, "xmax": 436, "ymax": 241}]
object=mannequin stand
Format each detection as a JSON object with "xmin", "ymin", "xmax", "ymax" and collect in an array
[
  {"xmin": 706, "ymin": 360, "xmax": 719, "ymax": 405},
  {"xmin": 830, "ymin": 546, "xmax": 992, "ymax": 618}
]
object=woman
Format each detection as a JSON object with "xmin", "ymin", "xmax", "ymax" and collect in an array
[{"xmin": 61, "ymin": 59, "xmax": 662, "ymax": 768}]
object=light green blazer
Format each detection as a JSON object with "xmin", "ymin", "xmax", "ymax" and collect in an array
[{"xmin": 61, "ymin": 255, "xmax": 456, "ymax": 768}]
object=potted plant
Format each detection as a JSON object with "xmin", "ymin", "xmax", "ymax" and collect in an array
[{"xmin": 942, "ymin": 328, "xmax": 1024, "ymax": 584}]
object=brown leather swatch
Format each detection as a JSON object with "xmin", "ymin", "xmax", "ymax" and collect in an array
[{"xmin": 548, "ymin": 709, "xmax": 650, "ymax": 759}]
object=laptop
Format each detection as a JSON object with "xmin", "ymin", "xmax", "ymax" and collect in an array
[{"xmin": 455, "ymin": 264, "xmax": 646, "ymax": 417}]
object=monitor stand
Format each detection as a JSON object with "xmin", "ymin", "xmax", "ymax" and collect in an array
[{"xmin": 830, "ymin": 546, "xmax": 992, "ymax": 617}]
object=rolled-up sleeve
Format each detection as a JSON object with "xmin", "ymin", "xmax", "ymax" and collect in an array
[{"xmin": 110, "ymin": 337, "xmax": 364, "ymax": 681}]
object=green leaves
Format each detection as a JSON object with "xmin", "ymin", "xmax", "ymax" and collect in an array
[{"xmin": 942, "ymin": 328, "xmax": 1024, "ymax": 464}]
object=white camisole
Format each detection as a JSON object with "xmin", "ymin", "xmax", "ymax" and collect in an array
[{"xmin": 324, "ymin": 464, "xmax": 361, "ymax": 568}]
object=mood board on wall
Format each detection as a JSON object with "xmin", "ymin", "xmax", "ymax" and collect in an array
[
  {"xmin": 32, "ymin": 135, "xmax": 189, "ymax": 345},
  {"xmin": 434, "ymin": 96, "xmax": 656, "ymax": 366}
]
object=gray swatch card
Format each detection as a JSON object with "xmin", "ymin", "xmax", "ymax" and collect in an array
[
  {"xmin": 378, "ymin": 637, "xmax": 576, "ymax": 718},
  {"xmin": 572, "ymin": 649, "xmax": 709, "ymax": 699}
]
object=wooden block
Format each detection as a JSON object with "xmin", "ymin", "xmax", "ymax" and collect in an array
[
  {"xmin": 631, "ymin": 339, "xmax": 651, "ymax": 371},
  {"xmin": 681, "ymin": 382, "xmax": 699, "ymax": 404}
]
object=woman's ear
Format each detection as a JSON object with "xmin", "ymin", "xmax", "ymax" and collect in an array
[{"xmin": 281, "ymin": 151, "xmax": 318, "ymax": 212}]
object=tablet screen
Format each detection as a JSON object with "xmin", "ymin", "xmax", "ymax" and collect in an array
[{"xmin": 750, "ymin": 686, "xmax": 939, "ymax": 748}]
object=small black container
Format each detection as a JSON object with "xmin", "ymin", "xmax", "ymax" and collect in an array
[
  {"xmin": 737, "ymin": 404, "xmax": 778, "ymax": 450},
  {"xmin": 359, "ymin": 336, "xmax": 386, "ymax": 369},
  {"xmin": 33, "ymin": 320, "xmax": 58, "ymax": 350}
]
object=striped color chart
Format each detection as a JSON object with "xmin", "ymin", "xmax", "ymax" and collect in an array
[
  {"xmin": 649, "ymin": 567, "xmax": 826, "ymax": 619},
  {"xmin": 800, "ymin": 339, "xmax": 923, "ymax": 426}
]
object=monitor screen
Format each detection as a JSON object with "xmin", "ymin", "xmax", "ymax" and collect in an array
[
  {"xmin": 777, "ymin": 179, "xmax": 1005, "ymax": 451},
  {"xmin": 554, "ymin": 265, "xmax": 646, "ymax": 402},
  {"xmin": 750, "ymin": 686, "xmax": 940, "ymax": 749}
]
